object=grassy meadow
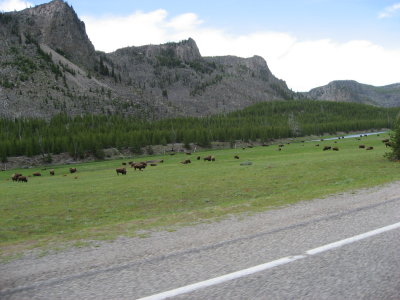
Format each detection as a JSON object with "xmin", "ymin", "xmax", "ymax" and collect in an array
[{"xmin": 1, "ymin": 132, "xmax": 400, "ymax": 256}]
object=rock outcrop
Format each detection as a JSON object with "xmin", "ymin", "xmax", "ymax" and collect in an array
[{"xmin": 0, "ymin": 0, "xmax": 294, "ymax": 119}]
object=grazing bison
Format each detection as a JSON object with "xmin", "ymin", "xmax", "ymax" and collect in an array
[
  {"xmin": 17, "ymin": 176, "xmax": 28, "ymax": 183},
  {"xmin": 49, "ymin": 169, "xmax": 55, "ymax": 176},
  {"xmin": 323, "ymin": 146, "xmax": 331, "ymax": 151},
  {"xmin": 203, "ymin": 155, "xmax": 213, "ymax": 161},
  {"xmin": 366, "ymin": 146, "xmax": 374, "ymax": 150},
  {"xmin": 385, "ymin": 142, "xmax": 392, "ymax": 148},
  {"xmin": 116, "ymin": 167, "xmax": 127, "ymax": 175},
  {"xmin": 234, "ymin": 155, "xmax": 240, "ymax": 159},
  {"xmin": 332, "ymin": 147, "xmax": 339, "ymax": 151},
  {"xmin": 122, "ymin": 162, "xmax": 127, "ymax": 166},
  {"xmin": 278, "ymin": 144, "xmax": 284, "ymax": 147},
  {"xmin": 12, "ymin": 173, "xmax": 22, "ymax": 181},
  {"xmin": 181, "ymin": 159, "xmax": 191, "ymax": 164},
  {"xmin": 132, "ymin": 162, "xmax": 147, "ymax": 171},
  {"xmin": 382, "ymin": 139, "xmax": 390, "ymax": 143},
  {"xmin": 197, "ymin": 156, "xmax": 201, "ymax": 160},
  {"xmin": 359, "ymin": 145, "xmax": 366, "ymax": 149},
  {"xmin": 32, "ymin": 172, "xmax": 41, "ymax": 176},
  {"xmin": 315, "ymin": 144, "xmax": 320, "ymax": 147},
  {"xmin": 150, "ymin": 163, "xmax": 157, "ymax": 166},
  {"xmin": 69, "ymin": 167, "xmax": 77, "ymax": 174}
]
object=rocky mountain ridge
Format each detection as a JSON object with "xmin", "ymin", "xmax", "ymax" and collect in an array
[
  {"xmin": 0, "ymin": 0, "xmax": 292, "ymax": 119},
  {"xmin": 305, "ymin": 80, "xmax": 400, "ymax": 107},
  {"xmin": 1, "ymin": 0, "xmax": 399, "ymax": 120}
]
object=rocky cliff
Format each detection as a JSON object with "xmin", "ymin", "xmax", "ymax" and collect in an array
[
  {"xmin": 0, "ymin": 0, "xmax": 293, "ymax": 119},
  {"xmin": 305, "ymin": 80, "xmax": 400, "ymax": 107}
]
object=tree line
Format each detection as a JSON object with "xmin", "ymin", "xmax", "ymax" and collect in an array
[{"xmin": 1, "ymin": 100, "xmax": 399, "ymax": 162}]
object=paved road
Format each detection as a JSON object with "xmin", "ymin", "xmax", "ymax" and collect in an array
[{"xmin": 1, "ymin": 183, "xmax": 400, "ymax": 299}]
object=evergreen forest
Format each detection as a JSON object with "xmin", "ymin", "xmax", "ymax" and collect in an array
[{"xmin": 1, "ymin": 100, "xmax": 399, "ymax": 161}]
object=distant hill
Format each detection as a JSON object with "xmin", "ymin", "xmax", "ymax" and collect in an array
[
  {"xmin": 305, "ymin": 80, "xmax": 400, "ymax": 107},
  {"xmin": 0, "ymin": 0, "xmax": 293, "ymax": 119}
]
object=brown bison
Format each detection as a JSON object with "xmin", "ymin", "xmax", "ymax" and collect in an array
[
  {"xmin": 385, "ymin": 142, "xmax": 392, "ymax": 148},
  {"xmin": 116, "ymin": 167, "xmax": 127, "ymax": 175},
  {"xmin": 11, "ymin": 173, "xmax": 22, "ymax": 181},
  {"xmin": 203, "ymin": 155, "xmax": 213, "ymax": 161},
  {"xmin": 332, "ymin": 147, "xmax": 339, "ymax": 151},
  {"xmin": 17, "ymin": 176, "xmax": 28, "ymax": 183},
  {"xmin": 359, "ymin": 145, "xmax": 365, "ymax": 149},
  {"xmin": 32, "ymin": 172, "xmax": 41, "ymax": 176},
  {"xmin": 132, "ymin": 162, "xmax": 147, "ymax": 171},
  {"xmin": 382, "ymin": 139, "xmax": 390, "ymax": 143},
  {"xmin": 49, "ymin": 169, "xmax": 55, "ymax": 176},
  {"xmin": 122, "ymin": 162, "xmax": 127, "ymax": 165},
  {"xmin": 366, "ymin": 146, "xmax": 374, "ymax": 150},
  {"xmin": 197, "ymin": 156, "xmax": 201, "ymax": 160},
  {"xmin": 323, "ymin": 146, "xmax": 331, "ymax": 151},
  {"xmin": 181, "ymin": 159, "xmax": 191, "ymax": 164},
  {"xmin": 69, "ymin": 167, "xmax": 77, "ymax": 174},
  {"xmin": 234, "ymin": 155, "xmax": 240, "ymax": 159},
  {"xmin": 150, "ymin": 163, "xmax": 157, "ymax": 166}
]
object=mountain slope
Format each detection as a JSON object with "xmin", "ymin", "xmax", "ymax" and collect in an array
[
  {"xmin": 0, "ymin": 0, "xmax": 293, "ymax": 119},
  {"xmin": 305, "ymin": 80, "xmax": 400, "ymax": 107}
]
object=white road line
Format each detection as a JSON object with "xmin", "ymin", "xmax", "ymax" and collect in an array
[
  {"xmin": 136, "ymin": 221, "xmax": 400, "ymax": 300},
  {"xmin": 307, "ymin": 222, "xmax": 400, "ymax": 255}
]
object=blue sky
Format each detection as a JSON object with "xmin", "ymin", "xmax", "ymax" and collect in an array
[{"xmin": 1, "ymin": 0, "xmax": 399, "ymax": 91}]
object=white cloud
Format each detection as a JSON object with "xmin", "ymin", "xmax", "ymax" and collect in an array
[
  {"xmin": 0, "ymin": 0, "xmax": 32, "ymax": 11},
  {"xmin": 378, "ymin": 3, "xmax": 400, "ymax": 19},
  {"xmin": 82, "ymin": 9, "xmax": 400, "ymax": 92}
]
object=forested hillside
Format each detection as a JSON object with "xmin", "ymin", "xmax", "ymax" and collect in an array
[{"xmin": 1, "ymin": 100, "xmax": 398, "ymax": 161}]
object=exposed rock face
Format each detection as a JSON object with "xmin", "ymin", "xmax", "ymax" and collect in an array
[
  {"xmin": 0, "ymin": 0, "xmax": 294, "ymax": 120},
  {"xmin": 15, "ymin": 0, "xmax": 96, "ymax": 69},
  {"xmin": 305, "ymin": 80, "xmax": 400, "ymax": 107}
]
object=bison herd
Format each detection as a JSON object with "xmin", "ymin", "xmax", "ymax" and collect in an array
[
  {"xmin": 8, "ymin": 135, "xmax": 391, "ymax": 183},
  {"xmin": 10, "ymin": 167, "xmax": 76, "ymax": 183}
]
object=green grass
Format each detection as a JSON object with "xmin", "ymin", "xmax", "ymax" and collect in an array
[{"xmin": 1, "ymin": 133, "xmax": 399, "ymax": 257}]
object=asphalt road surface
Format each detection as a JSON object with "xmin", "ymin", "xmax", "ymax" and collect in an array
[{"xmin": 1, "ymin": 183, "xmax": 400, "ymax": 299}]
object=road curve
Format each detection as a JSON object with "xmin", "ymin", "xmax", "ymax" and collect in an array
[{"xmin": 1, "ymin": 182, "xmax": 400, "ymax": 299}]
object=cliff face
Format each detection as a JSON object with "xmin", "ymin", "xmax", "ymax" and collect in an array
[
  {"xmin": 0, "ymin": 0, "xmax": 294, "ymax": 119},
  {"xmin": 14, "ymin": 0, "xmax": 96, "ymax": 69},
  {"xmin": 305, "ymin": 80, "xmax": 400, "ymax": 107}
]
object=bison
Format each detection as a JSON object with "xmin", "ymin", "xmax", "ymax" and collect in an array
[
  {"xmin": 385, "ymin": 142, "xmax": 392, "ymax": 148},
  {"xmin": 332, "ymin": 147, "xmax": 339, "ymax": 151},
  {"xmin": 32, "ymin": 172, "xmax": 41, "ymax": 176},
  {"xmin": 234, "ymin": 155, "xmax": 240, "ymax": 159},
  {"xmin": 359, "ymin": 145, "xmax": 365, "ymax": 149},
  {"xmin": 69, "ymin": 167, "xmax": 77, "ymax": 174},
  {"xmin": 366, "ymin": 146, "xmax": 374, "ymax": 150},
  {"xmin": 11, "ymin": 173, "xmax": 22, "ymax": 181},
  {"xmin": 132, "ymin": 162, "xmax": 147, "ymax": 171},
  {"xmin": 181, "ymin": 159, "xmax": 191, "ymax": 164},
  {"xmin": 382, "ymin": 139, "xmax": 390, "ymax": 143},
  {"xmin": 49, "ymin": 169, "xmax": 55, "ymax": 176},
  {"xmin": 116, "ymin": 167, "xmax": 127, "ymax": 175},
  {"xmin": 323, "ymin": 146, "xmax": 332, "ymax": 151},
  {"xmin": 17, "ymin": 176, "xmax": 28, "ymax": 183}
]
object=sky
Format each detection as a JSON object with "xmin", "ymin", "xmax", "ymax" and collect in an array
[{"xmin": 0, "ymin": 0, "xmax": 399, "ymax": 92}]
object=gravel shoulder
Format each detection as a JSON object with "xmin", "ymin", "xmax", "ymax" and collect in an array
[{"xmin": 2, "ymin": 181, "xmax": 400, "ymax": 293}]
